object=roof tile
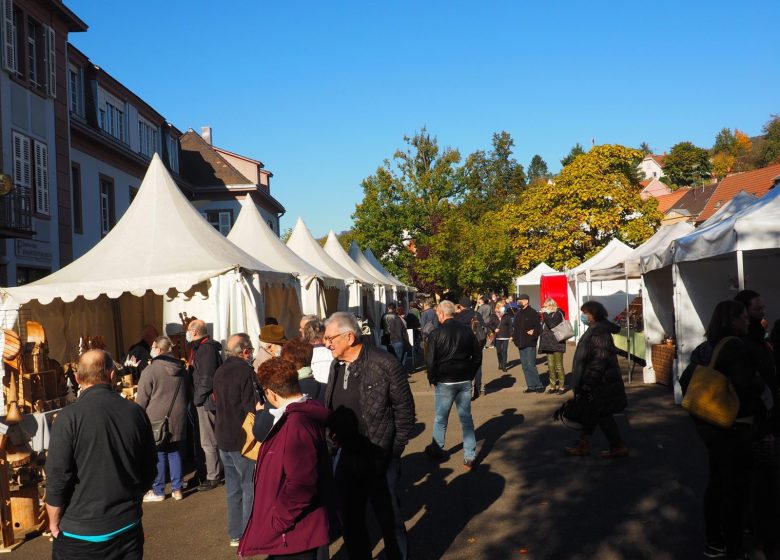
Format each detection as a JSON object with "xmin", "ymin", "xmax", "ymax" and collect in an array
[{"xmin": 696, "ymin": 163, "xmax": 780, "ymax": 223}]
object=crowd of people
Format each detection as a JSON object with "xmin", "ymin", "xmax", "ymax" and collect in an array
[{"xmin": 38, "ymin": 287, "xmax": 780, "ymax": 560}]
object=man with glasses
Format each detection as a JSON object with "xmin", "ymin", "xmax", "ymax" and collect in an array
[
  {"xmin": 212, "ymin": 333, "xmax": 259, "ymax": 547},
  {"xmin": 324, "ymin": 312, "xmax": 415, "ymax": 560}
]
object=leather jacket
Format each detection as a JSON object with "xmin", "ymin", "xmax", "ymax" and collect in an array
[{"xmin": 425, "ymin": 319, "xmax": 482, "ymax": 384}]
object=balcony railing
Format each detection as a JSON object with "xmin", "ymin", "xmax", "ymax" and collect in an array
[{"xmin": 0, "ymin": 188, "xmax": 34, "ymax": 238}]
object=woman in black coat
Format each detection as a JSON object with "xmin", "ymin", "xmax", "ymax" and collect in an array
[
  {"xmin": 564, "ymin": 300, "xmax": 628, "ymax": 459},
  {"xmin": 680, "ymin": 300, "xmax": 768, "ymax": 560},
  {"xmin": 539, "ymin": 298, "xmax": 567, "ymax": 394}
]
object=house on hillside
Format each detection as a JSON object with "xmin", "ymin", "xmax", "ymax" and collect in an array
[
  {"xmin": 660, "ymin": 183, "xmax": 718, "ymax": 225},
  {"xmin": 639, "ymin": 177, "xmax": 672, "ymax": 200},
  {"xmin": 695, "ymin": 162, "xmax": 780, "ymax": 224},
  {"xmin": 639, "ymin": 154, "xmax": 666, "ymax": 180}
]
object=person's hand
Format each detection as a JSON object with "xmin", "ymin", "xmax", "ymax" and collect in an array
[
  {"xmin": 527, "ymin": 329, "xmax": 534, "ymax": 335},
  {"xmin": 49, "ymin": 522, "xmax": 60, "ymax": 538},
  {"xmin": 255, "ymin": 401, "xmax": 263, "ymax": 411}
]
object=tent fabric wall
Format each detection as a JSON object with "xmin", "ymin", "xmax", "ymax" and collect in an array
[
  {"xmin": 641, "ymin": 267, "xmax": 675, "ymax": 383},
  {"xmin": 263, "ymin": 283, "xmax": 303, "ymax": 341}
]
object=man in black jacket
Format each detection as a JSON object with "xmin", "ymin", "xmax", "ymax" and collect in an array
[
  {"xmin": 213, "ymin": 333, "xmax": 258, "ymax": 547},
  {"xmin": 324, "ymin": 312, "xmax": 415, "ymax": 560},
  {"xmin": 45, "ymin": 350, "xmax": 156, "ymax": 559},
  {"xmin": 425, "ymin": 300, "xmax": 482, "ymax": 469},
  {"xmin": 188, "ymin": 319, "xmax": 224, "ymax": 491},
  {"xmin": 512, "ymin": 293, "xmax": 543, "ymax": 393},
  {"xmin": 454, "ymin": 298, "xmax": 486, "ymax": 398}
]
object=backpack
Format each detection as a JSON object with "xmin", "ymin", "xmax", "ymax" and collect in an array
[{"xmin": 469, "ymin": 314, "xmax": 487, "ymax": 345}]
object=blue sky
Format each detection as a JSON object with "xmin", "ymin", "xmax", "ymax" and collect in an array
[{"xmin": 67, "ymin": 1, "xmax": 780, "ymax": 238}]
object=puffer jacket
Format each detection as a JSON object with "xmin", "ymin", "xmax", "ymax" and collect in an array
[
  {"xmin": 425, "ymin": 319, "xmax": 481, "ymax": 384},
  {"xmin": 325, "ymin": 345, "xmax": 415, "ymax": 458},
  {"xmin": 135, "ymin": 354, "xmax": 191, "ymax": 443},
  {"xmin": 571, "ymin": 320, "xmax": 626, "ymax": 414},
  {"xmin": 539, "ymin": 310, "xmax": 567, "ymax": 354}
]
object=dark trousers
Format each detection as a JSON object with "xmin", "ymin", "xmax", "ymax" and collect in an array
[
  {"xmin": 696, "ymin": 422, "xmax": 752, "ymax": 557},
  {"xmin": 269, "ymin": 549, "xmax": 317, "ymax": 560},
  {"xmin": 52, "ymin": 523, "xmax": 143, "ymax": 560},
  {"xmin": 495, "ymin": 339, "xmax": 509, "ymax": 370},
  {"xmin": 583, "ymin": 414, "xmax": 623, "ymax": 447},
  {"xmin": 335, "ymin": 448, "xmax": 405, "ymax": 560}
]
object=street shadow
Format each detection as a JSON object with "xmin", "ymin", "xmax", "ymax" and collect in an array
[
  {"xmin": 446, "ymin": 408, "xmax": 526, "ymax": 464},
  {"xmin": 485, "ymin": 373, "xmax": 517, "ymax": 394}
]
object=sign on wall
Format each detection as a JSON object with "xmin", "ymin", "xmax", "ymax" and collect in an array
[{"xmin": 15, "ymin": 239, "xmax": 52, "ymax": 264}]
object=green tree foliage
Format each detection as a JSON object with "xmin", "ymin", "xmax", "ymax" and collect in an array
[
  {"xmin": 560, "ymin": 143, "xmax": 585, "ymax": 168},
  {"xmin": 351, "ymin": 128, "xmax": 461, "ymax": 282},
  {"xmin": 639, "ymin": 142, "xmax": 652, "ymax": 156},
  {"xmin": 757, "ymin": 114, "xmax": 780, "ymax": 167},
  {"xmin": 527, "ymin": 155, "xmax": 549, "ymax": 184},
  {"xmin": 662, "ymin": 141, "xmax": 712, "ymax": 188},
  {"xmin": 503, "ymin": 145, "xmax": 661, "ymax": 271}
]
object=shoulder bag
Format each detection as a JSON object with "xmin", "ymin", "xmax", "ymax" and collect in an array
[
  {"xmin": 151, "ymin": 377, "xmax": 182, "ymax": 448},
  {"xmin": 241, "ymin": 411, "xmax": 260, "ymax": 461},
  {"xmin": 681, "ymin": 336, "xmax": 740, "ymax": 429},
  {"xmin": 551, "ymin": 312, "xmax": 574, "ymax": 342}
]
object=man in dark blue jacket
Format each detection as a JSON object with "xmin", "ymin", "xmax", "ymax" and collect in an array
[
  {"xmin": 45, "ymin": 350, "xmax": 156, "ymax": 559},
  {"xmin": 425, "ymin": 300, "xmax": 482, "ymax": 469},
  {"xmin": 512, "ymin": 293, "xmax": 543, "ymax": 393}
]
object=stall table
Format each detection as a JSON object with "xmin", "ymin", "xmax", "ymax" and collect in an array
[{"xmin": 612, "ymin": 328, "xmax": 646, "ymax": 361}]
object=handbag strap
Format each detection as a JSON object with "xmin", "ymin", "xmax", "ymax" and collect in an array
[
  {"xmin": 165, "ymin": 377, "xmax": 183, "ymax": 419},
  {"xmin": 708, "ymin": 336, "xmax": 738, "ymax": 369}
]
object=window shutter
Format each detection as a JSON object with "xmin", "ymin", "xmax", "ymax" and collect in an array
[
  {"xmin": 218, "ymin": 212, "xmax": 231, "ymax": 235},
  {"xmin": 13, "ymin": 132, "xmax": 31, "ymax": 189},
  {"xmin": 45, "ymin": 25, "xmax": 56, "ymax": 98},
  {"xmin": 2, "ymin": 0, "xmax": 15, "ymax": 73},
  {"xmin": 34, "ymin": 142, "xmax": 49, "ymax": 215}
]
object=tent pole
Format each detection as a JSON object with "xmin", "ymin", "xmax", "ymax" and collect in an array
[
  {"xmin": 736, "ymin": 250, "xmax": 745, "ymax": 290},
  {"xmin": 626, "ymin": 274, "xmax": 631, "ymax": 385}
]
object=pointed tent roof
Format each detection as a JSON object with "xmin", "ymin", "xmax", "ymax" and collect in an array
[
  {"xmin": 515, "ymin": 262, "xmax": 560, "ymax": 286},
  {"xmin": 2, "ymin": 155, "xmax": 290, "ymax": 305},
  {"xmin": 347, "ymin": 243, "xmax": 395, "ymax": 287},
  {"xmin": 323, "ymin": 231, "xmax": 383, "ymax": 285},
  {"xmin": 362, "ymin": 248, "xmax": 406, "ymax": 288},
  {"xmin": 228, "ymin": 197, "xmax": 341, "ymax": 288},
  {"xmin": 286, "ymin": 218, "xmax": 356, "ymax": 282},
  {"xmin": 567, "ymin": 238, "xmax": 634, "ymax": 282}
]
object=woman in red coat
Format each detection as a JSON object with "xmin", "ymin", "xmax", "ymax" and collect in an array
[{"xmin": 239, "ymin": 358, "xmax": 336, "ymax": 559}]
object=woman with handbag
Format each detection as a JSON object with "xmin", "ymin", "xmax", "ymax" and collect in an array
[
  {"xmin": 494, "ymin": 303, "xmax": 514, "ymax": 372},
  {"xmin": 135, "ymin": 336, "xmax": 190, "ymax": 502},
  {"xmin": 679, "ymin": 300, "xmax": 767, "ymax": 560},
  {"xmin": 564, "ymin": 300, "xmax": 628, "ymax": 459},
  {"xmin": 539, "ymin": 298, "xmax": 567, "ymax": 394}
]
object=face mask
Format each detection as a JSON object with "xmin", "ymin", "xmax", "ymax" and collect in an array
[
  {"xmin": 500, "ymin": 307, "xmax": 506, "ymax": 314},
  {"xmin": 580, "ymin": 314, "xmax": 589, "ymax": 326},
  {"xmin": 185, "ymin": 331, "xmax": 194, "ymax": 343},
  {"xmin": 150, "ymin": 348, "xmax": 160, "ymax": 359}
]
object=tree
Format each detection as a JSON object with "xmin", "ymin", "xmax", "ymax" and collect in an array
[
  {"xmin": 662, "ymin": 141, "xmax": 712, "ymax": 188},
  {"xmin": 502, "ymin": 145, "xmax": 661, "ymax": 271},
  {"xmin": 711, "ymin": 128, "xmax": 753, "ymax": 176},
  {"xmin": 757, "ymin": 114, "xmax": 780, "ymax": 167},
  {"xmin": 560, "ymin": 143, "xmax": 585, "ymax": 168},
  {"xmin": 351, "ymin": 128, "xmax": 461, "ymax": 282},
  {"xmin": 639, "ymin": 142, "xmax": 652, "ymax": 156},
  {"xmin": 527, "ymin": 155, "xmax": 549, "ymax": 184}
]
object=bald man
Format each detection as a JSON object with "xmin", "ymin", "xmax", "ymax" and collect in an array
[
  {"xmin": 45, "ymin": 350, "xmax": 156, "ymax": 558},
  {"xmin": 187, "ymin": 319, "xmax": 225, "ymax": 491}
]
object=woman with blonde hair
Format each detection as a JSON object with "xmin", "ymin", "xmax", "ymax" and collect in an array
[{"xmin": 539, "ymin": 298, "xmax": 567, "ymax": 394}]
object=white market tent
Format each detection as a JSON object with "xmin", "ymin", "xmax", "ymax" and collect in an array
[
  {"xmin": 669, "ymin": 187, "xmax": 780, "ymax": 401},
  {"xmin": 363, "ymin": 248, "xmax": 410, "ymax": 307},
  {"xmin": 0, "ymin": 155, "xmax": 293, "ymax": 363},
  {"xmin": 228, "ymin": 196, "xmax": 342, "ymax": 324},
  {"xmin": 323, "ymin": 231, "xmax": 381, "ymax": 326},
  {"xmin": 346, "ymin": 242, "xmax": 394, "ymax": 323},
  {"xmin": 286, "ymin": 218, "xmax": 355, "ymax": 315},
  {"xmin": 514, "ymin": 262, "xmax": 559, "ymax": 310}
]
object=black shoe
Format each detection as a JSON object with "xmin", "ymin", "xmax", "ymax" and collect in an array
[
  {"xmin": 702, "ymin": 544, "xmax": 726, "ymax": 559},
  {"xmin": 523, "ymin": 388, "xmax": 536, "ymax": 394},
  {"xmin": 424, "ymin": 443, "xmax": 447, "ymax": 462},
  {"xmin": 197, "ymin": 479, "xmax": 221, "ymax": 492},
  {"xmin": 534, "ymin": 387, "xmax": 545, "ymax": 393}
]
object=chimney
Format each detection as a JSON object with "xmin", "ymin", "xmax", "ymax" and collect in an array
[{"xmin": 201, "ymin": 126, "xmax": 212, "ymax": 145}]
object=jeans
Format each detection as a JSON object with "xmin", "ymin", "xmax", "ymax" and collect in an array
[
  {"xmin": 153, "ymin": 441, "xmax": 184, "ymax": 495},
  {"xmin": 52, "ymin": 522, "xmax": 143, "ymax": 560},
  {"xmin": 391, "ymin": 341, "xmax": 405, "ymax": 364},
  {"xmin": 495, "ymin": 339, "xmax": 509, "ymax": 370},
  {"xmin": 197, "ymin": 407, "xmax": 223, "ymax": 481},
  {"xmin": 473, "ymin": 366, "xmax": 482, "ymax": 392},
  {"xmin": 385, "ymin": 456, "xmax": 409, "ymax": 559},
  {"xmin": 219, "ymin": 450, "xmax": 256, "ymax": 540},
  {"xmin": 547, "ymin": 352, "xmax": 565, "ymax": 388},
  {"xmin": 519, "ymin": 346, "xmax": 543, "ymax": 390},
  {"xmin": 432, "ymin": 381, "xmax": 476, "ymax": 461}
]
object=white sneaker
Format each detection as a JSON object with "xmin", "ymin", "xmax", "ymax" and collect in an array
[
  {"xmin": 143, "ymin": 490, "xmax": 165, "ymax": 502},
  {"xmin": 172, "ymin": 489, "xmax": 183, "ymax": 501}
]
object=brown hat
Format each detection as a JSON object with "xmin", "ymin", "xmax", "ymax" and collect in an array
[{"xmin": 259, "ymin": 324, "xmax": 287, "ymax": 345}]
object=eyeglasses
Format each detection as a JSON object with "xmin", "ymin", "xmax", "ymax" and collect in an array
[{"xmin": 324, "ymin": 332, "xmax": 348, "ymax": 344}]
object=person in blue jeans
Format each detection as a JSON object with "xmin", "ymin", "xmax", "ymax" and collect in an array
[
  {"xmin": 424, "ymin": 300, "xmax": 482, "ymax": 469},
  {"xmin": 511, "ymin": 294, "xmax": 543, "ymax": 393}
]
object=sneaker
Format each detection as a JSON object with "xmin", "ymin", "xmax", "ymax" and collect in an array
[
  {"xmin": 463, "ymin": 459, "xmax": 475, "ymax": 471},
  {"xmin": 143, "ymin": 490, "xmax": 165, "ymax": 502},
  {"xmin": 172, "ymin": 489, "xmax": 183, "ymax": 501},
  {"xmin": 702, "ymin": 544, "xmax": 726, "ymax": 559},
  {"xmin": 230, "ymin": 538, "xmax": 240, "ymax": 547},
  {"xmin": 197, "ymin": 479, "xmax": 221, "ymax": 492},
  {"xmin": 600, "ymin": 445, "xmax": 630, "ymax": 459},
  {"xmin": 424, "ymin": 443, "xmax": 447, "ymax": 462},
  {"xmin": 547, "ymin": 387, "xmax": 558, "ymax": 394}
]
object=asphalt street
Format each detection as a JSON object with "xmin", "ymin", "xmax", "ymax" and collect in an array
[{"xmin": 16, "ymin": 344, "xmax": 706, "ymax": 559}]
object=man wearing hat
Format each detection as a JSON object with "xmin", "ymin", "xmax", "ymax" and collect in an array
[
  {"xmin": 253, "ymin": 324, "xmax": 288, "ymax": 371},
  {"xmin": 511, "ymin": 294, "xmax": 543, "ymax": 393}
]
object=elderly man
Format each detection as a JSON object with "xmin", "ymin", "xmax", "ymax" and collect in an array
[
  {"xmin": 253, "ymin": 324, "xmax": 288, "ymax": 370},
  {"xmin": 425, "ymin": 300, "xmax": 482, "ymax": 469},
  {"xmin": 213, "ymin": 333, "xmax": 258, "ymax": 547},
  {"xmin": 324, "ymin": 312, "xmax": 415, "ymax": 560},
  {"xmin": 304, "ymin": 319, "xmax": 332, "ymax": 383},
  {"xmin": 299, "ymin": 314, "xmax": 318, "ymax": 338},
  {"xmin": 512, "ymin": 293, "xmax": 543, "ymax": 393},
  {"xmin": 188, "ymin": 319, "xmax": 224, "ymax": 491},
  {"xmin": 45, "ymin": 350, "xmax": 156, "ymax": 559}
]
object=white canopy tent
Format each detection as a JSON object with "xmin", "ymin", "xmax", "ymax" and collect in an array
[
  {"xmin": 0, "ymin": 155, "xmax": 293, "ymax": 364},
  {"xmin": 670, "ymin": 187, "xmax": 780, "ymax": 401},
  {"xmin": 514, "ymin": 262, "xmax": 559, "ymax": 310},
  {"xmin": 347, "ymin": 242, "xmax": 394, "ymax": 322},
  {"xmin": 228, "ymin": 196, "xmax": 342, "ymax": 323},
  {"xmin": 362, "ymin": 248, "xmax": 410, "ymax": 307},
  {"xmin": 322, "ymin": 231, "xmax": 381, "ymax": 327},
  {"xmin": 286, "ymin": 218, "xmax": 355, "ymax": 315}
]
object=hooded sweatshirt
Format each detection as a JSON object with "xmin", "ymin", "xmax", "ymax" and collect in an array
[{"xmin": 135, "ymin": 354, "xmax": 191, "ymax": 442}]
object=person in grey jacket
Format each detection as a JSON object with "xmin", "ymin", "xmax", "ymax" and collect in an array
[{"xmin": 136, "ymin": 336, "xmax": 191, "ymax": 502}]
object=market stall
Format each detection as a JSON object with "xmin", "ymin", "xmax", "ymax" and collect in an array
[
  {"xmin": 362, "ymin": 247, "xmax": 411, "ymax": 308},
  {"xmin": 514, "ymin": 262, "xmax": 559, "ymax": 310},
  {"xmin": 347, "ymin": 242, "xmax": 395, "ymax": 324}
]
